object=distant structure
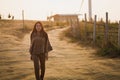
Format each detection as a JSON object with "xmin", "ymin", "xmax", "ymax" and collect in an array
[{"xmin": 48, "ymin": 14, "xmax": 80, "ymax": 23}]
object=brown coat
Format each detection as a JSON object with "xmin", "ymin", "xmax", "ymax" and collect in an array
[{"xmin": 29, "ymin": 32, "xmax": 52, "ymax": 55}]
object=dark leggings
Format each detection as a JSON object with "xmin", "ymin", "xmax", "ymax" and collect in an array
[{"xmin": 32, "ymin": 54, "xmax": 45, "ymax": 80}]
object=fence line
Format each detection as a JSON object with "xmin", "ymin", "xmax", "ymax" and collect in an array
[
  {"xmin": 69, "ymin": 12, "xmax": 119, "ymax": 47},
  {"xmin": 82, "ymin": 12, "xmax": 119, "ymax": 47}
]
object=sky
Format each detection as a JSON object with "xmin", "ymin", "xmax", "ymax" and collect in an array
[{"xmin": 0, "ymin": 0, "xmax": 120, "ymax": 22}]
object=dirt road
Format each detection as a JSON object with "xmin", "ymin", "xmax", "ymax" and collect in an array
[{"xmin": 0, "ymin": 28, "xmax": 120, "ymax": 80}]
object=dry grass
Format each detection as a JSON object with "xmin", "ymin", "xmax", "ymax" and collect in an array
[
  {"xmin": 0, "ymin": 20, "xmax": 56, "ymax": 53},
  {"xmin": 0, "ymin": 20, "xmax": 120, "ymax": 80},
  {"xmin": 62, "ymin": 21, "xmax": 120, "ymax": 57}
]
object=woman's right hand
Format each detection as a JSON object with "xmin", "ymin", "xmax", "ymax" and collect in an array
[
  {"xmin": 30, "ymin": 56, "xmax": 33, "ymax": 60},
  {"xmin": 45, "ymin": 53, "xmax": 48, "ymax": 60}
]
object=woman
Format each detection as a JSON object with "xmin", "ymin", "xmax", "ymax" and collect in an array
[{"xmin": 29, "ymin": 21, "xmax": 52, "ymax": 80}]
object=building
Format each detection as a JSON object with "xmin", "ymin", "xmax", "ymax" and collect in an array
[{"xmin": 48, "ymin": 14, "xmax": 80, "ymax": 23}]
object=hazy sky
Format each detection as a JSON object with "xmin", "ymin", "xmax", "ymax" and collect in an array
[{"xmin": 0, "ymin": 0, "xmax": 120, "ymax": 21}]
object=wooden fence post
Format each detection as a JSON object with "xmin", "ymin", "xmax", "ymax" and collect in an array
[
  {"xmin": 70, "ymin": 19, "xmax": 75, "ymax": 37},
  {"xmin": 22, "ymin": 10, "xmax": 25, "ymax": 31},
  {"xmin": 93, "ymin": 15, "xmax": 97, "ymax": 43},
  {"xmin": 77, "ymin": 17, "xmax": 80, "ymax": 28},
  {"xmin": 105, "ymin": 12, "xmax": 109, "ymax": 44},
  {"xmin": 118, "ymin": 21, "xmax": 120, "ymax": 47},
  {"xmin": 76, "ymin": 17, "xmax": 81, "ymax": 37},
  {"xmin": 84, "ymin": 13, "xmax": 87, "ymax": 39}
]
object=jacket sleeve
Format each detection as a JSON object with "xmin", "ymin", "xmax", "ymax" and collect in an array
[
  {"xmin": 29, "ymin": 44, "xmax": 33, "ymax": 55},
  {"xmin": 45, "ymin": 34, "xmax": 53, "ymax": 53},
  {"xmin": 29, "ymin": 34, "xmax": 33, "ymax": 55},
  {"xmin": 47, "ymin": 39, "xmax": 53, "ymax": 52}
]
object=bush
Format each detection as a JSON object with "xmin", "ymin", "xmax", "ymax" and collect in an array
[
  {"xmin": 55, "ymin": 22, "xmax": 66, "ymax": 27},
  {"xmin": 44, "ymin": 24, "xmax": 52, "ymax": 28},
  {"xmin": 98, "ymin": 41, "xmax": 120, "ymax": 57}
]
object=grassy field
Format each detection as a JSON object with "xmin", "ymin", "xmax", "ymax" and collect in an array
[
  {"xmin": 0, "ymin": 20, "xmax": 120, "ymax": 80},
  {"xmin": 62, "ymin": 21, "xmax": 120, "ymax": 57},
  {"xmin": 0, "ymin": 20, "xmax": 65, "ymax": 80},
  {"xmin": 0, "ymin": 19, "xmax": 63, "ymax": 54}
]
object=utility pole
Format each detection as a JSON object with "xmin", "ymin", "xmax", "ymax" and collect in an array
[{"xmin": 88, "ymin": 0, "xmax": 92, "ymax": 21}]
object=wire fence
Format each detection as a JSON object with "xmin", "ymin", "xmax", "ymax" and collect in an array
[{"xmin": 70, "ymin": 12, "xmax": 120, "ymax": 48}]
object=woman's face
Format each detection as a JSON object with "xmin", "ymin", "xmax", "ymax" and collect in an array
[{"xmin": 36, "ymin": 23, "xmax": 42, "ymax": 32}]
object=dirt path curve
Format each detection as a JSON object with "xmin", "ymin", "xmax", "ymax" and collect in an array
[{"xmin": 0, "ymin": 28, "xmax": 120, "ymax": 80}]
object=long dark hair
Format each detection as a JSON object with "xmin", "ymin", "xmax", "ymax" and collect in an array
[{"xmin": 31, "ymin": 21, "xmax": 48, "ymax": 41}]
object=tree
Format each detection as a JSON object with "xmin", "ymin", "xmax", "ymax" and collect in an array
[
  {"xmin": 12, "ymin": 16, "xmax": 14, "ymax": 20},
  {"xmin": 8, "ymin": 13, "xmax": 11, "ymax": 18},
  {"xmin": 0, "ymin": 14, "xmax": 1, "ymax": 19}
]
